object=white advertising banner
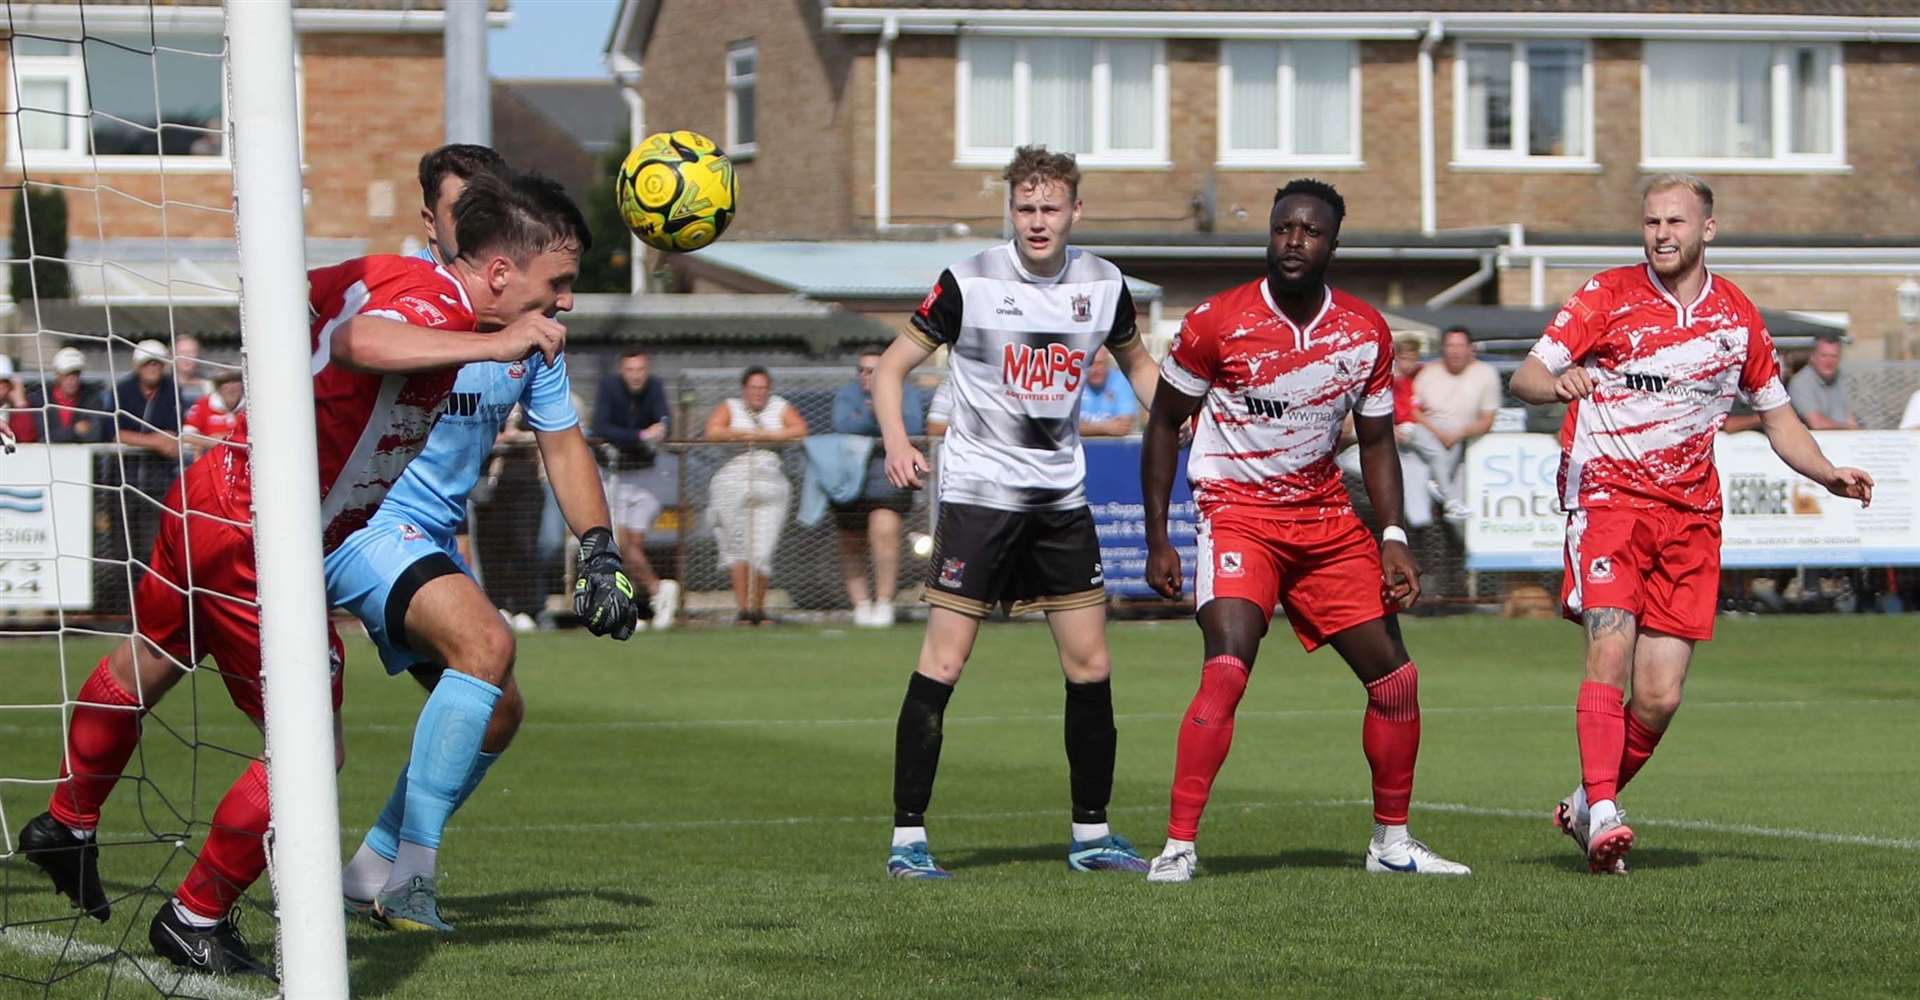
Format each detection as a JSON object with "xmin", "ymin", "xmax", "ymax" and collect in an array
[
  {"xmin": 1464, "ymin": 431, "xmax": 1920, "ymax": 571},
  {"xmin": 0, "ymin": 444, "xmax": 96, "ymax": 608}
]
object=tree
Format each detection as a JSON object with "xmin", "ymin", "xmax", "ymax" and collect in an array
[
  {"xmin": 8, "ymin": 185, "xmax": 73, "ymax": 302},
  {"xmin": 575, "ymin": 130, "xmax": 632, "ymax": 294}
]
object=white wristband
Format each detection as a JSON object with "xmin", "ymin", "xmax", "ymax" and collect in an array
[{"xmin": 1381, "ymin": 525, "xmax": 1409, "ymax": 546}]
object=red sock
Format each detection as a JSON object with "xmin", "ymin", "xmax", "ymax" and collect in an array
[
  {"xmin": 1167, "ymin": 655, "xmax": 1249, "ymax": 841},
  {"xmin": 48, "ymin": 660, "xmax": 148, "ymax": 831},
  {"xmin": 1576, "ymin": 682, "xmax": 1627, "ymax": 806},
  {"xmin": 1617, "ymin": 710, "xmax": 1665, "ymax": 792},
  {"xmin": 1362, "ymin": 662, "xmax": 1421, "ymax": 825},
  {"xmin": 175, "ymin": 761, "xmax": 270, "ymax": 920}
]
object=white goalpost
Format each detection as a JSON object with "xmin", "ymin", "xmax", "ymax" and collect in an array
[{"xmin": 224, "ymin": 1, "xmax": 349, "ymax": 995}]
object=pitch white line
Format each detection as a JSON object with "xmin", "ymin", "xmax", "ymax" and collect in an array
[
  {"xmin": 0, "ymin": 926, "xmax": 274, "ymax": 1000},
  {"xmin": 1309, "ymin": 798, "xmax": 1920, "ymax": 851}
]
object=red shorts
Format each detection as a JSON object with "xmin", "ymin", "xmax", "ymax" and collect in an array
[
  {"xmin": 132, "ymin": 462, "xmax": 343, "ymax": 724},
  {"xmin": 1561, "ymin": 506, "xmax": 1721, "ymax": 641},
  {"xmin": 1196, "ymin": 507, "xmax": 1389, "ymax": 652}
]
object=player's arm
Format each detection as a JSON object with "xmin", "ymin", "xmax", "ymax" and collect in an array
[
  {"xmin": 534, "ymin": 424, "xmax": 642, "ymax": 639},
  {"xmin": 1141, "ymin": 379, "xmax": 1205, "ymax": 599},
  {"xmin": 1756, "ymin": 403, "xmax": 1874, "ymax": 506},
  {"xmin": 1355, "ymin": 410, "xmax": 1421, "ymax": 608},
  {"xmin": 1510, "ymin": 355, "xmax": 1591, "ymax": 406},
  {"xmin": 875, "ymin": 334, "xmax": 936, "ymax": 488},
  {"xmin": 1111, "ymin": 337, "xmax": 1159, "ymax": 413},
  {"xmin": 330, "ymin": 309, "xmax": 564, "ymax": 374}
]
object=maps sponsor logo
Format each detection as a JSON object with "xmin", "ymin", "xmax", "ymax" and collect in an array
[{"xmin": 1001, "ymin": 343, "xmax": 1085, "ymax": 394}]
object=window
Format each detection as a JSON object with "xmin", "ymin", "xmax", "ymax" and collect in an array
[
  {"xmin": 1642, "ymin": 42, "xmax": 1844, "ymax": 167},
  {"xmin": 956, "ymin": 38, "xmax": 1167, "ymax": 167},
  {"xmin": 1217, "ymin": 41, "xmax": 1359, "ymax": 165},
  {"xmin": 726, "ymin": 41, "xmax": 756, "ymax": 159},
  {"xmin": 1455, "ymin": 41, "xmax": 1591, "ymax": 166},
  {"xmin": 6, "ymin": 30, "xmax": 227, "ymax": 169}
]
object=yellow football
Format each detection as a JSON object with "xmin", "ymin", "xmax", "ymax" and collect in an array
[{"xmin": 616, "ymin": 130, "xmax": 738, "ymax": 253}]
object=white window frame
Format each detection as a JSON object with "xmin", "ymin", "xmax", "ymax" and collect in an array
[
  {"xmin": 726, "ymin": 40, "xmax": 757, "ymax": 161},
  {"xmin": 1450, "ymin": 39, "xmax": 1597, "ymax": 173},
  {"xmin": 1215, "ymin": 40, "xmax": 1363, "ymax": 170},
  {"xmin": 1639, "ymin": 41, "xmax": 1847, "ymax": 174},
  {"xmin": 4, "ymin": 33, "xmax": 248, "ymax": 174},
  {"xmin": 953, "ymin": 37, "xmax": 1170, "ymax": 169}
]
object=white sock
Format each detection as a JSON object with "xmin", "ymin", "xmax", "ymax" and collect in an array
[
  {"xmin": 65, "ymin": 824, "xmax": 94, "ymax": 841},
  {"xmin": 1071, "ymin": 821, "xmax": 1110, "ymax": 844},
  {"xmin": 381, "ymin": 840, "xmax": 438, "ymax": 895},
  {"xmin": 342, "ymin": 841, "xmax": 394, "ymax": 902},
  {"xmin": 1588, "ymin": 798, "xmax": 1619, "ymax": 832},
  {"xmin": 1572, "ymin": 786, "xmax": 1590, "ymax": 823},
  {"xmin": 1161, "ymin": 837, "xmax": 1195, "ymax": 857},
  {"xmin": 1372, "ymin": 823, "xmax": 1410, "ymax": 847},
  {"xmin": 171, "ymin": 899, "xmax": 220, "ymax": 929},
  {"xmin": 891, "ymin": 825, "xmax": 927, "ymax": 849}
]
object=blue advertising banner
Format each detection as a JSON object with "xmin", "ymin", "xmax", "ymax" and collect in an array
[{"xmin": 1082, "ymin": 438, "xmax": 1198, "ymax": 599}]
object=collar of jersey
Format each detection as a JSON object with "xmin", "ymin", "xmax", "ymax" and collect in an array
[
  {"xmin": 433, "ymin": 262, "xmax": 477, "ymax": 315},
  {"xmin": 1258, "ymin": 280, "xmax": 1334, "ymax": 349},
  {"xmin": 1641, "ymin": 263, "xmax": 1714, "ymax": 325},
  {"xmin": 1002, "ymin": 241, "xmax": 1073, "ymax": 285}
]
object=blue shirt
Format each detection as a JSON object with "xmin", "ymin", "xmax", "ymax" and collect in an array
[
  {"xmin": 378, "ymin": 247, "xmax": 580, "ymax": 540},
  {"xmin": 1078, "ymin": 374, "xmax": 1135, "ymax": 425},
  {"xmin": 831, "ymin": 381, "xmax": 926, "ymax": 437}
]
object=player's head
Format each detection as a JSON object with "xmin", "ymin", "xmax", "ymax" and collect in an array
[
  {"xmin": 1641, "ymin": 173, "xmax": 1715, "ymax": 282},
  {"xmin": 452, "ymin": 170, "xmax": 590, "ymax": 326},
  {"xmin": 855, "ymin": 347, "xmax": 882, "ymax": 392},
  {"xmin": 212, "ymin": 368, "xmax": 244, "ymax": 409},
  {"xmin": 618, "ymin": 349, "xmax": 651, "ymax": 392},
  {"xmin": 1809, "ymin": 333, "xmax": 1844, "ymax": 380},
  {"xmin": 419, "ymin": 144, "xmax": 508, "ymax": 265},
  {"xmin": 1440, "ymin": 325, "xmax": 1475, "ymax": 374},
  {"xmin": 741, "ymin": 365, "xmax": 772, "ymax": 409},
  {"xmin": 1003, "ymin": 145, "xmax": 1081, "ymax": 276},
  {"xmin": 1268, "ymin": 179, "xmax": 1344, "ymax": 296},
  {"xmin": 1393, "ymin": 336, "xmax": 1422, "ymax": 377}
]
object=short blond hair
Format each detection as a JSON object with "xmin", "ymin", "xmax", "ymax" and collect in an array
[
  {"xmin": 1643, "ymin": 172, "xmax": 1714, "ymax": 218},
  {"xmin": 1004, "ymin": 145, "xmax": 1081, "ymax": 202}
]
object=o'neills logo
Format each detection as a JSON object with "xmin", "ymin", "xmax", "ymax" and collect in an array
[{"xmin": 1002, "ymin": 343, "xmax": 1085, "ymax": 392}]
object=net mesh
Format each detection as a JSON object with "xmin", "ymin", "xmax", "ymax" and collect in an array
[{"xmin": 1, "ymin": 3, "xmax": 277, "ymax": 996}]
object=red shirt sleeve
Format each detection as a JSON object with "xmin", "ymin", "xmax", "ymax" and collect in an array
[
  {"xmin": 1355, "ymin": 314, "xmax": 1395, "ymax": 418},
  {"xmin": 1160, "ymin": 302, "xmax": 1219, "ymax": 396},
  {"xmin": 1531, "ymin": 276, "xmax": 1612, "ymax": 374},
  {"xmin": 1739, "ymin": 303, "xmax": 1791, "ymax": 411}
]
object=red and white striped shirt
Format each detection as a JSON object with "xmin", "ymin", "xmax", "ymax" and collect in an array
[
  {"xmin": 1163, "ymin": 279, "xmax": 1393, "ymax": 518},
  {"xmin": 210, "ymin": 255, "xmax": 477, "ymax": 550},
  {"xmin": 1529, "ymin": 264, "xmax": 1788, "ymax": 515}
]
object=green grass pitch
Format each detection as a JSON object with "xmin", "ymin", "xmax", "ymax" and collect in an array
[{"xmin": 3, "ymin": 615, "xmax": 1918, "ymax": 998}]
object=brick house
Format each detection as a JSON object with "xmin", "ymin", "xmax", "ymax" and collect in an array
[
  {"xmin": 0, "ymin": 0, "xmax": 507, "ymax": 310},
  {"xmin": 609, "ymin": 0, "xmax": 1920, "ymax": 354}
]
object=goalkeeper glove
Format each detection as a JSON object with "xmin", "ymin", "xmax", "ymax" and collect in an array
[{"xmin": 574, "ymin": 527, "xmax": 642, "ymax": 640}]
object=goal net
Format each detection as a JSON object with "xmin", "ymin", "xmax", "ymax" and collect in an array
[{"xmin": 1, "ymin": 1, "xmax": 340, "ymax": 995}]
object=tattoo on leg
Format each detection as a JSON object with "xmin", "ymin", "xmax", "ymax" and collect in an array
[{"xmin": 1585, "ymin": 608, "xmax": 1636, "ymax": 640}]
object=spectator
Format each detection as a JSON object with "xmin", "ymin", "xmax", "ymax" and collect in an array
[
  {"xmin": 1901, "ymin": 387, "xmax": 1920, "ymax": 430},
  {"xmin": 831, "ymin": 348, "xmax": 926, "ymax": 627},
  {"xmin": 1078, "ymin": 348, "xmax": 1136, "ymax": 436},
  {"xmin": 115, "ymin": 338, "xmax": 183, "ymax": 460},
  {"xmin": 173, "ymin": 335, "xmax": 210, "ymax": 407},
  {"xmin": 1336, "ymin": 336, "xmax": 1438, "ymax": 526},
  {"xmin": 1788, "ymin": 334, "xmax": 1859, "ymax": 429},
  {"xmin": 181, "ymin": 368, "xmax": 243, "ymax": 453},
  {"xmin": 33, "ymin": 347, "xmax": 106, "ymax": 443},
  {"xmin": 705, "ymin": 366, "xmax": 806, "ymax": 625},
  {"xmin": 592, "ymin": 349, "xmax": 679, "ymax": 627},
  {"xmin": 1410, "ymin": 325, "xmax": 1501, "ymax": 519},
  {"xmin": 0, "ymin": 357, "xmax": 40, "ymax": 446}
]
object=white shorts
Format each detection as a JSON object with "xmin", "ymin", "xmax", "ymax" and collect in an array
[{"xmin": 608, "ymin": 469, "xmax": 664, "ymax": 534}]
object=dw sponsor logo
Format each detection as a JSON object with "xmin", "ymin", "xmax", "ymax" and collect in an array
[
  {"xmin": 1622, "ymin": 372, "xmax": 1669, "ymax": 393},
  {"xmin": 1243, "ymin": 395, "xmax": 1289, "ymax": 420},
  {"xmin": 0, "ymin": 486, "xmax": 46, "ymax": 514},
  {"xmin": 1001, "ymin": 343, "xmax": 1086, "ymax": 393}
]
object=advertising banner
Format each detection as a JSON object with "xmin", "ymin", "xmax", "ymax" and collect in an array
[
  {"xmin": 1083, "ymin": 438, "xmax": 1196, "ymax": 599},
  {"xmin": 0, "ymin": 444, "xmax": 96, "ymax": 608}
]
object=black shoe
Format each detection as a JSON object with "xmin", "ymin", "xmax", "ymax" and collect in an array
[
  {"xmin": 18, "ymin": 811, "xmax": 110, "ymax": 922},
  {"xmin": 735, "ymin": 610, "xmax": 754, "ymax": 626},
  {"xmin": 149, "ymin": 902, "xmax": 275, "ymax": 980}
]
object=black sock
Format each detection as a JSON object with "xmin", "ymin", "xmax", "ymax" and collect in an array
[
  {"xmin": 1064, "ymin": 678, "xmax": 1116, "ymax": 825},
  {"xmin": 893, "ymin": 672, "xmax": 954, "ymax": 828}
]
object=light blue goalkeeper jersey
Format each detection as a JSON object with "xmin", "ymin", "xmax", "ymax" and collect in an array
[{"xmin": 373, "ymin": 247, "xmax": 579, "ymax": 541}]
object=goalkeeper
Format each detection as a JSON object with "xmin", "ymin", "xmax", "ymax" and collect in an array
[{"xmin": 330, "ymin": 145, "xmax": 642, "ymax": 933}]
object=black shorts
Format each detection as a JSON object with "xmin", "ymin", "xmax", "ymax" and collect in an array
[{"xmin": 924, "ymin": 502, "xmax": 1106, "ymax": 619}]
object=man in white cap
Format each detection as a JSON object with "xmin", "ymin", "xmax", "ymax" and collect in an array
[
  {"xmin": 115, "ymin": 338, "xmax": 182, "ymax": 461},
  {"xmin": 31, "ymin": 347, "xmax": 106, "ymax": 443}
]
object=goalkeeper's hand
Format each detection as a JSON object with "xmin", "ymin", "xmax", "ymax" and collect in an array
[{"xmin": 574, "ymin": 527, "xmax": 642, "ymax": 640}]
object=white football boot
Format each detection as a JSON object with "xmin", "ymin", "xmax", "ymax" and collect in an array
[
  {"xmin": 1145, "ymin": 841, "xmax": 1199, "ymax": 884},
  {"xmin": 1364, "ymin": 835, "xmax": 1472, "ymax": 876}
]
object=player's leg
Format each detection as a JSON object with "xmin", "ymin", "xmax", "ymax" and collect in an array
[
  {"xmin": 1620, "ymin": 632, "xmax": 1692, "ymax": 796},
  {"xmin": 869, "ymin": 505, "xmax": 902, "ymax": 625},
  {"xmin": 1043, "ymin": 602, "xmax": 1146, "ymax": 872},
  {"xmin": 888, "ymin": 503, "xmax": 1016, "ymax": 878},
  {"xmin": 1558, "ymin": 509, "xmax": 1648, "ymax": 872},
  {"xmin": 1150, "ymin": 514, "xmax": 1277, "ymax": 883}
]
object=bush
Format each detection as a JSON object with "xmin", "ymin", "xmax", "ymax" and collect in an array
[
  {"xmin": 575, "ymin": 130, "xmax": 632, "ymax": 294},
  {"xmin": 8, "ymin": 185, "xmax": 73, "ymax": 301}
]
